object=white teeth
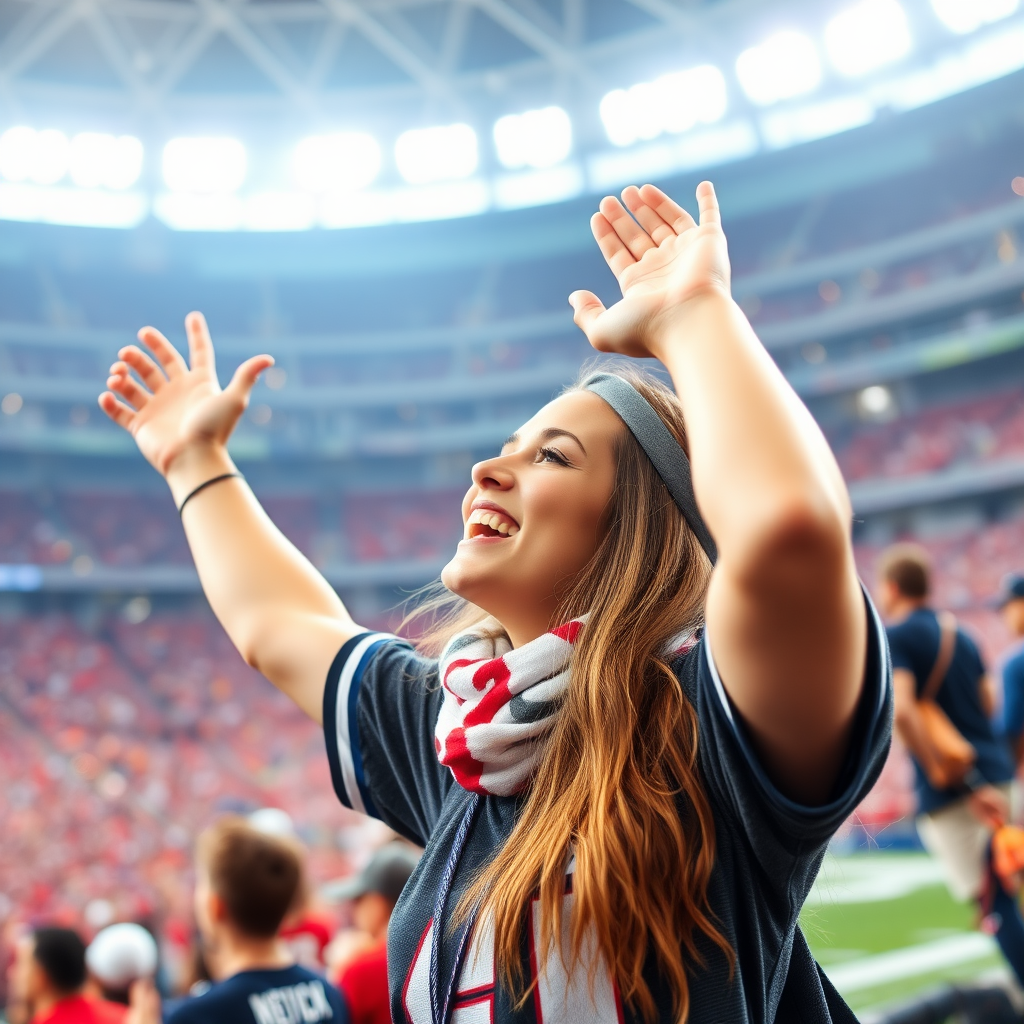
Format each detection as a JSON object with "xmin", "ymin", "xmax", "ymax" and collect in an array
[{"xmin": 468, "ymin": 508, "xmax": 519, "ymax": 534}]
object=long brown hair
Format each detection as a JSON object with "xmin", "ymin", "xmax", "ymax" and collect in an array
[{"xmin": 405, "ymin": 364, "xmax": 732, "ymax": 1022}]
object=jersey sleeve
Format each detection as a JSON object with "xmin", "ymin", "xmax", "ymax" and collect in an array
[
  {"xmin": 323, "ymin": 632, "xmax": 453, "ymax": 846},
  {"xmin": 686, "ymin": 585, "xmax": 892, "ymax": 877},
  {"xmin": 885, "ymin": 619, "xmax": 925, "ymax": 689}
]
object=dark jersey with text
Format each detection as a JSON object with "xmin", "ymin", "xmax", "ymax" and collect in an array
[
  {"xmin": 323, "ymin": 595, "xmax": 892, "ymax": 1023},
  {"xmin": 166, "ymin": 965, "xmax": 347, "ymax": 1024}
]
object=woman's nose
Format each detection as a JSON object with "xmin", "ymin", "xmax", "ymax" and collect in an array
[{"xmin": 471, "ymin": 456, "xmax": 515, "ymax": 491}]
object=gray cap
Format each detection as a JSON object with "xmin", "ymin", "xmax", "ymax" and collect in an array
[{"xmin": 323, "ymin": 843, "xmax": 420, "ymax": 903}]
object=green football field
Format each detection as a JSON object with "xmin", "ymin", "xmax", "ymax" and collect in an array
[{"xmin": 802, "ymin": 853, "xmax": 1011, "ymax": 1018}]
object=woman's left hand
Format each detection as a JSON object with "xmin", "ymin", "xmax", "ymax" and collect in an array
[{"xmin": 569, "ymin": 181, "xmax": 731, "ymax": 360}]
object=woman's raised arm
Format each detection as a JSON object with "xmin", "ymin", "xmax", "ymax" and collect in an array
[
  {"xmin": 98, "ymin": 311, "xmax": 364, "ymax": 723},
  {"xmin": 570, "ymin": 182, "xmax": 867, "ymax": 805}
]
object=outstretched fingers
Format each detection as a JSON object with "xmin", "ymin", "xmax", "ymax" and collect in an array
[
  {"xmin": 695, "ymin": 180, "xmax": 721, "ymax": 227},
  {"xmin": 185, "ymin": 311, "xmax": 215, "ymax": 372},
  {"xmin": 637, "ymin": 184, "xmax": 697, "ymax": 234},
  {"xmin": 226, "ymin": 354, "xmax": 274, "ymax": 405},
  {"xmin": 119, "ymin": 344, "xmax": 168, "ymax": 392},
  {"xmin": 591, "ymin": 213, "xmax": 637, "ymax": 278},
  {"xmin": 137, "ymin": 326, "xmax": 188, "ymax": 379},
  {"xmin": 622, "ymin": 186, "xmax": 676, "ymax": 245},
  {"xmin": 107, "ymin": 362, "xmax": 151, "ymax": 410},
  {"xmin": 598, "ymin": 195, "xmax": 655, "ymax": 261},
  {"xmin": 98, "ymin": 391, "xmax": 136, "ymax": 431},
  {"xmin": 568, "ymin": 290, "xmax": 607, "ymax": 344}
]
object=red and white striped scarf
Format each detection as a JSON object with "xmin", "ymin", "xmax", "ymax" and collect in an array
[{"xmin": 435, "ymin": 617, "xmax": 698, "ymax": 796}]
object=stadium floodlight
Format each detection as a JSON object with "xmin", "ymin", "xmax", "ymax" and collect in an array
[
  {"xmin": 825, "ymin": 0, "xmax": 912, "ymax": 77},
  {"xmin": 735, "ymin": 32, "xmax": 822, "ymax": 106},
  {"xmin": 658, "ymin": 66, "xmax": 729, "ymax": 132},
  {"xmin": 69, "ymin": 133, "xmax": 144, "ymax": 190},
  {"xmin": 599, "ymin": 65, "xmax": 727, "ymax": 147},
  {"xmin": 493, "ymin": 107, "xmax": 572, "ymax": 170},
  {"xmin": 931, "ymin": 0, "xmax": 1018, "ymax": 34},
  {"xmin": 0, "ymin": 127, "xmax": 36, "ymax": 182},
  {"xmin": 243, "ymin": 192, "xmax": 316, "ymax": 231},
  {"xmin": 394, "ymin": 124, "xmax": 477, "ymax": 185},
  {"xmin": 0, "ymin": 183, "xmax": 148, "ymax": 228},
  {"xmin": 293, "ymin": 133, "xmax": 381, "ymax": 192},
  {"xmin": 31, "ymin": 129, "xmax": 70, "ymax": 185},
  {"xmin": 162, "ymin": 137, "xmax": 247, "ymax": 193},
  {"xmin": 857, "ymin": 384, "xmax": 894, "ymax": 418},
  {"xmin": 0, "ymin": 127, "xmax": 72, "ymax": 185}
]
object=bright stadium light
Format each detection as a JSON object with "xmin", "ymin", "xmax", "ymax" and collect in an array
[
  {"xmin": 0, "ymin": 127, "xmax": 73, "ymax": 185},
  {"xmin": 395, "ymin": 124, "xmax": 477, "ymax": 184},
  {"xmin": 736, "ymin": 31, "xmax": 822, "ymax": 106},
  {"xmin": 658, "ymin": 66, "xmax": 729, "ymax": 131},
  {"xmin": 0, "ymin": 184, "xmax": 147, "ymax": 228},
  {"xmin": 600, "ymin": 65, "xmax": 727, "ymax": 147},
  {"xmin": 0, "ymin": 127, "xmax": 36, "ymax": 181},
  {"xmin": 825, "ymin": 0, "xmax": 912, "ymax": 76},
  {"xmin": 162, "ymin": 137, "xmax": 247, "ymax": 193},
  {"xmin": 69, "ymin": 133, "xmax": 144, "ymax": 190},
  {"xmin": 292, "ymin": 133, "xmax": 381, "ymax": 192},
  {"xmin": 493, "ymin": 107, "xmax": 572, "ymax": 170},
  {"xmin": 931, "ymin": 0, "xmax": 1018, "ymax": 34},
  {"xmin": 31, "ymin": 129, "xmax": 70, "ymax": 185}
]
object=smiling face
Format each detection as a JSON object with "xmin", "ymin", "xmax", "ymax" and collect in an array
[{"xmin": 441, "ymin": 390, "xmax": 623, "ymax": 647}]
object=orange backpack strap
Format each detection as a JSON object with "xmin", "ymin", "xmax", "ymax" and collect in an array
[{"xmin": 921, "ymin": 611, "xmax": 957, "ymax": 703}]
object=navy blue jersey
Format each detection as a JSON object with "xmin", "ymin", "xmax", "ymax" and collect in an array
[
  {"xmin": 886, "ymin": 607, "xmax": 1014, "ymax": 815},
  {"xmin": 166, "ymin": 965, "xmax": 347, "ymax": 1024},
  {"xmin": 1001, "ymin": 641, "xmax": 1024, "ymax": 753},
  {"xmin": 323, "ymin": 595, "xmax": 892, "ymax": 1024}
]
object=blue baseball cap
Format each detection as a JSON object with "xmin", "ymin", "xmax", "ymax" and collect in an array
[{"xmin": 995, "ymin": 574, "xmax": 1024, "ymax": 608}]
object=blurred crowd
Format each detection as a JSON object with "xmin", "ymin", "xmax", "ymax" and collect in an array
[
  {"xmin": 3, "ymin": 810, "xmax": 418, "ymax": 1024},
  {"xmin": 838, "ymin": 387, "xmax": 1024, "ymax": 483}
]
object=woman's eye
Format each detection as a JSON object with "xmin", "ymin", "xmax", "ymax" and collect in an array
[{"xmin": 538, "ymin": 446, "xmax": 570, "ymax": 466}]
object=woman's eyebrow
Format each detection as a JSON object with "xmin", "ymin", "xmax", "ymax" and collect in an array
[
  {"xmin": 538, "ymin": 427, "xmax": 587, "ymax": 455},
  {"xmin": 501, "ymin": 428, "xmax": 587, "ymax": 455}
]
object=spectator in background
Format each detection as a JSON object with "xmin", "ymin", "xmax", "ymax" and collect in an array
[
  {"xmin": 998, "ymin": 574, "xmax": 1024, "ymax": 766},
  {"xmin": 325, "ymin": 843, "xmax": 420, "ymax": 1024},
  {"xmin": 247, "ymin": 807, "xmax": 333, "ymax": 974},
  {"xmin": 85, "ymin": 925, "xmax": 158, "ymax": 1007},
  {"xmin": 8, "ymin": 927, "xmax": 125, "ymax": 1024},
  {"xmin": 166, "ymin": 818, "xmax": 347, "ymax": 1024},
  {"xmin": 878, "ymin": 544, "xmax": 1024, "ymax": 985}
]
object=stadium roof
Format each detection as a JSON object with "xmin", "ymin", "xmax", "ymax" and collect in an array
[{"xmin": 1, "ymin": 0, "xmax": 1023, "ymax": 229}]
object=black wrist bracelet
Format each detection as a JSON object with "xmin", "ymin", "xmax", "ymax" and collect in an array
[{"xmin": 177, "ymin": 472, "xmax": 243, "ymax": 517}]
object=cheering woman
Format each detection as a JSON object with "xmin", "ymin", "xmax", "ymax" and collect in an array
[{"xmin": 99, "ymin": 182, "xmax": 891, "ymax": 1023}]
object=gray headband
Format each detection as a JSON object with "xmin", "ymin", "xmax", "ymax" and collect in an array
[{"xmin": 582, "ymin": 372, "xmax": 717, "ymax": 564}]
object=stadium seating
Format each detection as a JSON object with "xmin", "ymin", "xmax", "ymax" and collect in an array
[
  {"xmin": 836, "ymin": 388, "xmax": 1024, "ymax": 482},
  {"xmin": 0, "ymin": 608, "xmax": 363, "ymax": 926}
]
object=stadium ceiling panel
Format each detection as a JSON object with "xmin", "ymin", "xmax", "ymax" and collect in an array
[{"xmin": 0, "ymin": 0, "xmax": 749, "ymax": 120}]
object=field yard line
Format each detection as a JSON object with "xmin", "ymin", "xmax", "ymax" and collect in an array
[
  {"xmin": 807, "ymin": 855, "xmax": 948, "ymax": 905},
  {"xmin": 825, "ymin": 933, "xmax": 998, "ymax": 993}
]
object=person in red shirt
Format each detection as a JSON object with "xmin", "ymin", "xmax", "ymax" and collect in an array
[
  {"xmin": 8, "ymin": 927, "xmax": 126, "ymax": 1024},
  {"xmin": 326, "ymin": 844, "xmax": 419, "ymax": 1024}
]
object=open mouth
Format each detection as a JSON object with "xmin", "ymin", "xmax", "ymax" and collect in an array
[{"xmin": 467, "ymin": 507, "xmax": 520, "ymax": 539}]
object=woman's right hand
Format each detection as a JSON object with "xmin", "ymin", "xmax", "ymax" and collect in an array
[{"xmin": 98, "ymin": 311, "xmax": 273, "ymax": 479}]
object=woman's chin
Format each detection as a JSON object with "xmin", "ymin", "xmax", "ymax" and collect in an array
[{"xmin": 441, "ymin": 547, "xmax": 505, "ymax": 601}]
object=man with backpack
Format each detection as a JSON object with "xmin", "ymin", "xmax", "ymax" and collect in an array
[{"xmin": 878, "ymin": 543, "xmax": 1024, "ymax": 986}]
